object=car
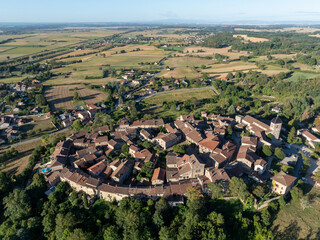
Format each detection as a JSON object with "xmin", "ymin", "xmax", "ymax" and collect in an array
[{"xmin": 302, "ymin": 177, "xmax": 307, "ymax": 182}]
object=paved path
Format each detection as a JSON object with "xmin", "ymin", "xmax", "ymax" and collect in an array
[
  {"xmin": 256, "ymin": 196, "xmax": 281, "ymax": 210},
  {"xmin": 135, "ymin": 86, "xmax": 220, "ymax": 102},
  {"xmin": 0, "ymin": 128, "xmax": 70, "ymax": 149}
]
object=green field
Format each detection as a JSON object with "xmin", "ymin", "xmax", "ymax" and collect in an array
[
  {"xmin": 285, "ymin": 72, "xmax": 320, "ymax": 82},
  {"xmin": 144, "ymin": 88, "xmax": 216, "ymax": 105}
]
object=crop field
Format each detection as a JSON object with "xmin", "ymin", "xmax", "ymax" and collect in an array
[
  {"xmin": 163, "ymin": 56, "xmax": 214, "ymax": 68},
  {"xmin": 158, "ymin": 67, "xmax": 201, "ymax": 79},
  {"xmin": 178, "ymin": 46, "xmax": 249, "ymax": 60},
  {"xmin": 122, "ymin": 29, "xmax": 193, "ymax": 40},
  {"xmin": 44, "ymin": 84, "xmax": 108, "ymax": 110},
  {"xmin": 0, "ymin": 29, "xmax": 125, "ymax": 59},
  {"xmin": 202, "ymin": 61, "xmax": 258, "ymax": 73},
  {"xmin": 144, "ymin": 88, "xmax": 216, "ymax": 105},
  {"xmin": 233, "ymin": 34, "xmax": 269, "ymax": 42}
]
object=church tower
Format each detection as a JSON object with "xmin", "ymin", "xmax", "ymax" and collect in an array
[{"xmin": 270, "ymin": 116, "xmax": 282, "ymax": 139}]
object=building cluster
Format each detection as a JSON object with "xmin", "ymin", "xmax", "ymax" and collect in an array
[
  {"xmin": 58, "ymin": 103, "xmax": 107, "ymax": 128},
  {"xmin": 43, "ymin": 112, "xmax": 297, "ymax": 205},
  {"xmin": 0, "ymin": 115, "xmax": 25, "ymax": 143}
]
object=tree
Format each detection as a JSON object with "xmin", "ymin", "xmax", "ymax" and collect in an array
[
  {"xmin": 208, "ymin": 182, "xmax": 223, "ymax": 199},
  {"xmin": 253, "ymin": 185, "xmax": 265, "ymax": 198},
  {"xmin": 121, "ymin": 144, "xmax": 129, "ymax": 154},
  {"xmin": 274, "ymin": 147, "xmax": 285, "ymax": 159},
  {"xmin": 3, "ymin": 189, "xmax": 32, "ymax": 222},
  {"xmin": 279, "ymin": 196, "xmax": 286, "ymax": 207},
  {"xmin": 172, "ymin": 145, "xmax": 187, "ymax": 154},
  {"xmin": 68, "ymin": 229, "xmax": 92, "ymax": 240},
  {"xmin": 73, "ymin": 91, "xmax": 80, "ymax": 101},
  {"xmin": 262, "ymin": 145, "xmax": 273, "ymax": 157},
  {"xmin": 35, "ymin": 94, "xmax": 47, "ymax": 106},
  {"xmin": 72, "ymin": 120, "xmax": 82, "ymax": 131},
  {"xmin": 227, "ymin": 105, "xmax": 236, "ymax": 115},
  {"xmin": 103, "ymin": 226, "xmax": 121, "ymax": 240},
  {"xmin": 227, "ymin": 125, "xmax": 233, "ymax": 136},
  {"xmin": 287, "ymin": 127, "xmax": 296, "ymax": 144},
  {"xmin": 290, "ymin": 187, "xmax": 303, "ymax": 201},
  {"xmin": 229, "ymin": 177, "xmax": 249, "ymax": 200},
  {"xmin": 261, "ymin": 209, "xmax": 271, "ymax": 227}
]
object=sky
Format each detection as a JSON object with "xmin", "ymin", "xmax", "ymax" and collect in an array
[{"xmin": 1, "ymin": 0, "xmax": 320, "ymax": 24}]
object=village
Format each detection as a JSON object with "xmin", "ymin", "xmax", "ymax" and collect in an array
[{"xmin": 39, "ymin": 110, "xmax": 320, "ymax": 206}]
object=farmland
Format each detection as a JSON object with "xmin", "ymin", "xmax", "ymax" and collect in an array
[
  {"xmin": 44, "ymin": 85, "xmax": 108, "ymax": 111},
  {"xmin": 143, "ymin": 88, "xmax": 216, "ymax": 106}
]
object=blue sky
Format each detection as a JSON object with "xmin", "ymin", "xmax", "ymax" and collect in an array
[{"xmin": 1, "ymin": 0, "xmax": 320, "ymax": 23}]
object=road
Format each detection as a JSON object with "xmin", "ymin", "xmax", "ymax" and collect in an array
[
  {"xmin": 0, "ymin": 127, "xmax": 70, "ymax": 149},
  {"xmin": 135, "ymin": 86, "xmax": 220, "ymax": 102}
]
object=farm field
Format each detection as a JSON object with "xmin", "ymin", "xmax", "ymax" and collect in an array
[
  {"xmin": 158, "ymin": 67, "xmax": 201, "ymax": 79},
  {"xmin": 44, "ymin": 84, "xmax": 108, "ymax": 110},
  {"xmin": 0, "ymin": 29, "xmax": 125, "ymax": 59},
  {"xmin": 178, "ymin": 46, "xmax": 249, "ymax": 60},
  {"xmin": 233, "ymin": 34, "xmax": 269, "ymax": 42},
  {"xmin": 202, "ymin": 61, "xmax": 258, "ymax": 73},
  {"xmin": 143, "ymin": 88, "xmax": 216, "ymax": 106}
]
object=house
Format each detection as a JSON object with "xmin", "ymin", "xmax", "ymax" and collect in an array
[
  {"xmin": 271, "ymin": 107, "xmax": 282, "ymax": 114},
  {"xmin": 254, "ymin": 159, "xmax": 268, "ymax": 174},
  {"xmin": 151, "ymin": 167, "xmax": 166, "ymax": 185},
  {"xmin": 236, "ymin": 106, "xmax": 245, "ymax": 113},
  {"xmin": 241, "ymin": 136, "xmax": 258, "ymax": 152},
  {"xmin": 297, "ymin": 129, "xmax": 320, "ymax": 148},
  {"xmin": 32, "ymin": 106, "xmax": 42, "ymax": 114},
  {"xmin": 198, "ymin": 136, "xmax": 220, "ymax": 153},
  {"xmin": 236, "ymin": 145, "xmax": 261, "ymax": 172},
  {"xmin": 179, "ymin": 115, "xmax": 195, "ymax": 122},
  {"xmin": 88, "ymin": 161, "xmax": 107, "ymax": 177},
  {"xmin": 271, "ymin": 171, "xmax": 297, "ymax": 195},
  {"xmin": 111, "ymin": 160, "xmax": 134, "ymax": 184},
  {"xmin": 62, "ymin": 119, "xmax": 73, "ymax": 127},
  {"xmin": 153, "ymin": 133, "xmax": 181, "ymax": 149}
]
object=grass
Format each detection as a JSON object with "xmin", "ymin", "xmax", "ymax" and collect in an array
[
  {"xmin": 20, "ymin": 116, "xmax": 55, "ymax": 134},
  {"xmin": 144, "ymin": 88, "xmax": 216, "ymax": 106},
  {"xmin": 271, "ymin": 185, "xmax": 320, "ymax": 240},
  {"xmin": 285, "ymin": 72, "xmax": 320, "ymax": 82}
]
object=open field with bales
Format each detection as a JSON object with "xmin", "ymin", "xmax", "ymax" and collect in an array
[{"xmin": 44, "ymin": 84, "xmax": 108, "ymax": 110}]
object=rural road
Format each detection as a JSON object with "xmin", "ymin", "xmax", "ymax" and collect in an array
[
  {"xmin": 1, "ymin": 127, "xmax": 70, "ymax": 150},
  {"xmin": 135, "ymin": 86, "xmax": 220, "ymax": 102}
]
